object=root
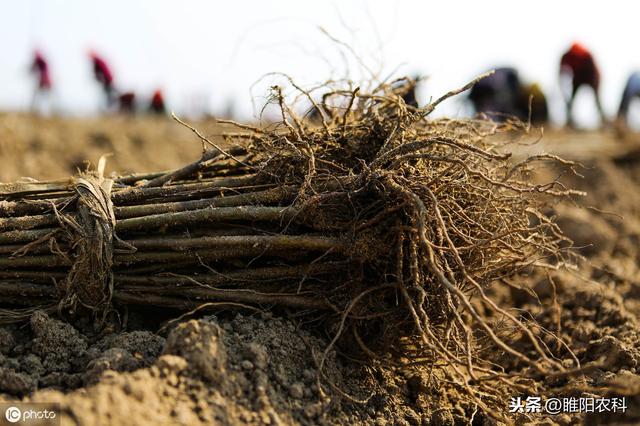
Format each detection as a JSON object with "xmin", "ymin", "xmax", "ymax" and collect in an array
[{"xmin": 0, "ymin": 73, "xmax": 581, "ymax": 417}]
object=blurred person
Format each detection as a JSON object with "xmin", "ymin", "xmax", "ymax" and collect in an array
[
  {"xmin": 400, "ymin": 84, "xmax": 418, "ymax": 108},
  {"xmin": 468, "ymin": 67, "xmax": 522, "ymax": 120},
  {"xmin": 149, "ymin": 89, "xmax": 166, "ymax": 114},
  {"xmin": 559, "ymin": 42, "xmax": 606, "ymax": 127},
  {"xmin": 30, "ymin": 49, "xmax": 52, "ymax": 113},
  {"xmin": 517, "ymin": 83, "xmax": 549, "ymax": 124},
  {"xmin": 88, "ymin": 50, "xmax": 116, "ymax": 108},
  {"xmin": 118, "ymin": 91, "xmax": 136, "ymax": 114},
  {"xmin": 393, "ymin": 75, "xmax": 421, "ymax": 108},
  {"xmin": 617, "ymin": 72, "xmax": 640, "ymax": 127}
]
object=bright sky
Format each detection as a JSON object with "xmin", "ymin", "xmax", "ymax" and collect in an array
[{"xmin": 1, "ymin": 0, "xmax": 639, "ymax": 127}]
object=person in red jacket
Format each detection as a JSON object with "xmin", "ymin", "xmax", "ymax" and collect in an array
[
  {"xmin": 559, "ymin": 42, "xmax": 606, "ymax": 127},
  {"xmin": 30, "ymin": 50, "xmax": 52, "ymax": 113},
  {"xmin": 88, "ymin": 50, "xmax": 116, "ymax": 108},
  {"xmin": 149, "ymin": 89, "xmax": 166, "ymax": 114}
]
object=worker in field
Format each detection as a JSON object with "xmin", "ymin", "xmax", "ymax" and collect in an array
[
  {"xmin": 559, "ymin": 42, "xmax": 606, "ymax": 127},
  {"xmin": 468, "ymin": 67, "xmax": 523, "ymax": 120},
  {"xmin": 149, "ymin": 89, "xmax": 166, "ymax": 114},
  {"xmin": 118, "ymin": 91, "xmax": 136, "ymax": 114},
  {"xmin": 30, "ymin": 50, "xmax": 52, "ymax": 113},
  {"xmin": 617, "ymin": 72, "xmax": 640, "ymax": 127},
  {"xmin": 393, "ymin": 75, "xmax": 421, "ymax": 108},
  {"xmin": 88, "ymin": 50, "xmax": 116, "ymax": 108},
  {"xmin": 517, "ymin": 83, "xmax": 549, "ymax": 124}
]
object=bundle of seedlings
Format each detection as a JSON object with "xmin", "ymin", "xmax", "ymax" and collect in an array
[{"xmin": 0, "ymin": 75, "xmax": 582, "ymax": 415}]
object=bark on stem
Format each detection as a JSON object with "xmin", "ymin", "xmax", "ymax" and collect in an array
[
  {"xmin": 115, "ymin": 186, "xmax": 296, "ymax": 219},
  {"xmin": 142, "ymin": 146, "xmax": 247, "ymax": 187},
  {"xmin": 116, "ymin": 206, "xmax": 300, "ymax": 233},
  {"xmin": 125, "ymin": 235, "xmax": 345, "ymax": 253}
]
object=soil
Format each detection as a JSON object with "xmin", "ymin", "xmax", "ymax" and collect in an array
[
  {"xmin": 0, "ymin": 311, "xmax": 444, "ymax": 425},
  {"xmin": 0, "ymin": 112, "xmax": 205, "ymax": 181},
  {"xmin": 1, "ymin": 115, "xmax": 640, "ymax": 425}
]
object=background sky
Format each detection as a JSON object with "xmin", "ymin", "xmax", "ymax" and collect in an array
[{"xmin": 1, "ymin": 0, "xmax": 639, "ymax": 127}]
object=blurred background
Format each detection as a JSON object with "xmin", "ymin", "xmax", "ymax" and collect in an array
[
  {"xmin": 1, "ymin": 0, "xmax": 640, "ymax": 128},
  {"xmin": 3, "ymin": 0, "xmax": 640, "ymax": 182}
]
